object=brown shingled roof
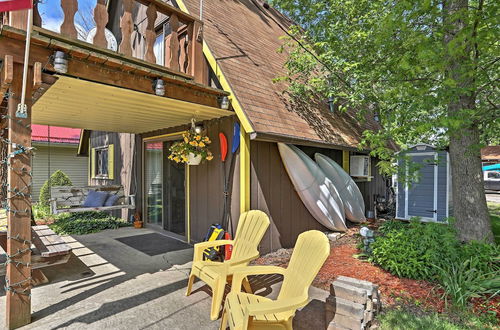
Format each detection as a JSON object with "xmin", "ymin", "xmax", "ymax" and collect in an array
[{"xmin": 181, "ymin": 0, "xmax": 379, "ymax": 149}]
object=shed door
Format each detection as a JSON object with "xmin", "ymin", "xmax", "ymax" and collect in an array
[{"xmin": 405, "ymin": 153, "xmax": 438, "ymax": 222}]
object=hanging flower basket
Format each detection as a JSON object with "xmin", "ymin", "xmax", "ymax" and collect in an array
[
  {"xmin": 187, "ymin": 152, "xmax": 202, "ymax": 165},
  {"xmin": 168, "ymin": 130, "xmax": 213, "ymax": 165}
]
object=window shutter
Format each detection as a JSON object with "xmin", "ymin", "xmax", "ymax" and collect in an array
[
  {"xmin": 108, "ymin": 144, "xmax": 114, "ymax": 180},
  {"xmin": 91, "ymin": 147, "xmax": 96, "ymax": 178}
]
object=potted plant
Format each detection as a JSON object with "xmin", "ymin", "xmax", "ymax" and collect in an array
[
  {"xmin": 168, "ymin": 130, "xmax": 213, "ymax": 165},
  {"xmin": 133, "ymin": 212, "xmax": 143, "ymax": 228}
]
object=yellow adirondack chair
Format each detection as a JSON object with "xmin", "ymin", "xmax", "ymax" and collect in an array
[
  {"xmin": 219, "ymin": 230, "xmax": 330, "ymax": 330},
  {"xmin": 186, "ymin": 210, "xmax": 270, "ymax": 320}
]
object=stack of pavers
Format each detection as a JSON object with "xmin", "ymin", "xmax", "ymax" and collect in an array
[{"xmin": 325, "ymin": 276, "xmax": 381, "ymax": 330}]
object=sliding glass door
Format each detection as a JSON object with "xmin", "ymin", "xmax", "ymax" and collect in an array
[
  {"xmin": 144, "ymin": 139, "xmax": 186, "ymax": 237},
  {"xmin": 145, "ymin": 142, "xmax": 163, "ymax": 226}
]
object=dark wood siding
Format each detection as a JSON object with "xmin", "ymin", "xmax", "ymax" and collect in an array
[
  {"xmin": 356, "ymin": 156, "xmax": 388, "ymax": 212},
  {"xmin": 188, "ymin": 116, "xmax": 239, "ymax": 242},
  {"xmin": 251, "ymin": 141, "xmax": 326, "ymax": 253}
]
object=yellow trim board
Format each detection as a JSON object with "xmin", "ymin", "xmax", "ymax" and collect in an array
[
  {"xmin": 342, "ymin": 150, "xmax": 350, "ymax": 172},
  {"xmin": 186, "ymin": 165, "xmax": 191, "ymax": 243},
  {"xmin": 176, "ymin": 0, "xmax": 254, "ymax": 134},
  {"xmin": 240, "ymin": 128, "xmax": 251, "ymax": 213},
  {"xmin": 143, "ymin": 131, "xmax": 187, "ymax": 141}
]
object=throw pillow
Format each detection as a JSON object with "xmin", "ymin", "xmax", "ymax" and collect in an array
[{"xmin": 82, "ymin": 190, "xmax": 109, "ymax": 207}]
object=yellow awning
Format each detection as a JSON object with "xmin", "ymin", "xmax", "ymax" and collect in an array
[{"xmin": 32, "ymin": 76, "xmax": 233, "ymax": 134}]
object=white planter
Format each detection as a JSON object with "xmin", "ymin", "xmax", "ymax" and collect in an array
[{"xmin": 187, "ymin": 152, "xmax": 202, "ymax": 165}]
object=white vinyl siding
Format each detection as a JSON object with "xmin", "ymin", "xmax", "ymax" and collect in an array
[{"xmin": 32, "ymin": 144, "xmax": 89, "ymax": 202}]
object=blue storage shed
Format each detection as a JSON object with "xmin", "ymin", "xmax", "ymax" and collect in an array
[{"xmin": 395, "ymin": 144, "xmax": 451, "ymax": 223}]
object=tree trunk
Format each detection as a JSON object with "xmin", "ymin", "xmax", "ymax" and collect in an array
[
  {"xmin": 444, "ymin": 0, "xmax": 493, "ymax": 243},
  {"xmin": 449, "ymin": 126, "xmax": 493, "ymax": 243}
]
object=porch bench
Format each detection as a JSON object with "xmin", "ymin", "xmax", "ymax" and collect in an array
[
  {"xmin": 0, "ymin": 225, "xmax": 72, "ymax": 276},
  {"xmin": 50, "ymin": 185, "xmax": 135, "ymax": 214}
]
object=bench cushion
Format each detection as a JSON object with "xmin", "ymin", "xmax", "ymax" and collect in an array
[
  {"xmin": 104, "ymin": 193, "xmax": 120, "ymax": 206},
  {"xmin": 82, "ymin": 190, "xmax": 108, "ymax": 207}
]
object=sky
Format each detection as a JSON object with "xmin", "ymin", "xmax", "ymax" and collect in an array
[{"xmin": 38, "ymin": 0, "xmax": 97, "ymax": 36}]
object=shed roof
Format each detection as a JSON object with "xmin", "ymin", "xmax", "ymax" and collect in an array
[
  {"xmin": 481, "ymin": 146, "xmax": 500, "ymax": 160},
  {"xmin": 32, "ymin": 125, "xmax": 81, "ymax": 144},
  {"xmin": 180, "ymin": 0, "xmax": 379, "ymax": 149}
]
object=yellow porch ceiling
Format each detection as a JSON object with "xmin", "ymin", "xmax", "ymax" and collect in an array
[{"xmin": 32, "ymin": 76, "xmax": 234, "ymax": 134}]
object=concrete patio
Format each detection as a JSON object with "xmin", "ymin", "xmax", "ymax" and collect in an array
[{"xmin": 0, "ymin": 227, "xmax": 328, "ymax": 330}]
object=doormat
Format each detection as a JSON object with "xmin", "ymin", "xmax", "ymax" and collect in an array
[{"xmin": 116, "ymin": 233, "xmax": 191, "ymax": 256}]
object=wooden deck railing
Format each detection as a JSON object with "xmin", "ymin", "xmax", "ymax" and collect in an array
[{"xmin": 27, "ymin": 0, "xmax": 205, "ymax": 82}]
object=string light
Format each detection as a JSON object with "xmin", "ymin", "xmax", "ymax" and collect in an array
[{"xmin": 0, "ymin": 94, "xmax": 33, "ymax": 297}]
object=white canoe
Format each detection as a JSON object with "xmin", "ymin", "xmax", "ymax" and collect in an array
[
  {"xmin": 278, "ymin": 143, "xmax": 346, "ymax": 231},
  {"xmin": 315, "ymin": 153, "xmax": 366, "ymax": 222}
]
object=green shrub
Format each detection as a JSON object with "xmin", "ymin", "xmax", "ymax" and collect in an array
[
  {"xmin": 434, "ymin": 256, "xmax": 500, "ymax": 307},
  {"xmin": 459, "ymin": 241, "xmax": 499, "ymax": 273},
  {"xmin": 49, "ymin": 211, "xmax": 130, "ymax": 235},
  {"xmin": 32, "ymin": 203, "xmax": 51, "ymax": 220},
  {"xmin": 39, "ymin": 170, "xmax": 73, "ymax": 207},
  {"xmin": 371, "ymin": 219, "xmax": 460, "ymax": 279}
]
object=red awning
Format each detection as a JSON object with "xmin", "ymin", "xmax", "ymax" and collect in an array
[{"xmin": 0, "ymin": 0, "xmax": 32, "ymax": 12}]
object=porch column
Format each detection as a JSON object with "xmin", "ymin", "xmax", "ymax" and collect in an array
[{"xmin": 5, "ymin": 63, "xmax": 33, "ymax": 329}]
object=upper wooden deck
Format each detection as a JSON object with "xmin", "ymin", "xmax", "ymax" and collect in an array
[{"xmin": 0, "ymin": 0, "xmax": 225, "ymax": 108}]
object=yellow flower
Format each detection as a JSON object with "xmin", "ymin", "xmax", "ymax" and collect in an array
[
  {"xmin": 198, "ymin": 142, "xmax": 205, "ymax": 148},
  {"xmin": 204, "ymin": 137, "xmax": 210, "ymax": 143},
  {"xmin": 195, "ymin": 135, "xmax": 201, "ymax": 141},
  {"xmin": 206, "ymin": 154, "xmax": 213, "ymax": 161},
  {"xmin": 189, "ymin": 141, "xmax": 197, "ymax": 146},
  {"xmin": 184, "ymin": 137, "xmax": 189, "ymax": 143},
  {"xmin": 181, "ymin": 155, "xmax": 188, "ymax": 162},
  {"xmin": 174, "ymin": 157, "xmax": 180, "ymax": 163}
]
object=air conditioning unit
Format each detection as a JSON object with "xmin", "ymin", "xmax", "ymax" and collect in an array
[{"xmin": 350, "ymin": 155, "xmax": 371, "ymax": 177}]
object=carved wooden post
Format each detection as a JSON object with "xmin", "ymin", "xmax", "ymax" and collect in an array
[
  {"xmin": 168, "ymin": 13, "xmax": 180, "ymax": 71},
  {"xmin": 33, "ymin": 0, "xmax": 42, "ymax": 27},
  {"xmin": 93, "ymin": 0, "xmax": 109, "ymax": 48},
  {"xmin": 164, "ymin": 33, "xmax": 172, "ymax": 67},
  {"xmin": 186, "ymin": 23, "xmax": 194, "ymax": 75},
  {"xmin": 144, "ymin": 3, "xmax": 157, "ymax": 63},
  {"xmin": 189, "ymin": 21, "xmax": 206, "ymax": 83},
  {"xmin": 179, "ymin": 33, "xmax": 187, "ymax": 73},
  {"xmin": 119, "ymin": 0, "xmax": 134, "ymax": 56},
  {"xmin": 6, "ymin": 63, "xmax": 33, "ymax": 330},
  {"xmin": 60, "ymin": 0, "xmax": 78, "ymax": 38}
]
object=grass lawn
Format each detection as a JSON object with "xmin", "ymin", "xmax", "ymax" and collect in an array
[
  {"xmin": 488, "ymin": 202, "xmax": 500, "ymax": 244},
  {"xmin": 379, "ymin": 308, "xmax": 498, "ymax": 330}
]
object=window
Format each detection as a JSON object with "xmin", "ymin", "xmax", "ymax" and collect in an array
[
  {"xmin": 153, "ymin": 33, "xmax": 165, "ymax": 66},
  {"xmin": 95, "ymin": 148, "xmax": 109, "ymax": 177},
  {"xmin": 92, "ymin": 145, "xmax": 114, "ymax": 179}
]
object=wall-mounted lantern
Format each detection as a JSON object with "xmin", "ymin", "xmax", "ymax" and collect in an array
[
  {"xmin": 53, "ymin": 51, "xmax": 68, "ymax": 74},
  {"xmin": 153, "ymin": 79, "xmax": 165, "ymax": 96},
  {"xmin": 219, "ymin": 96, "xmax": 230, "ymax": 110}
]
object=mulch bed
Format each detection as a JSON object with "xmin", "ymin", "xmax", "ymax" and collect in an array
[{"xmin": 253, "ymin": 226, "xmax": 500, "ymax": 321}]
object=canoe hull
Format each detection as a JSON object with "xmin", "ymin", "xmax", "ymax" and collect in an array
[
  {"xmin": 278, "ymin": 143, "xmax": 347, "ymax": 231},
  {"xmin": 315, "ymin": 153, "xmax": 366, "ymax": 222}
]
